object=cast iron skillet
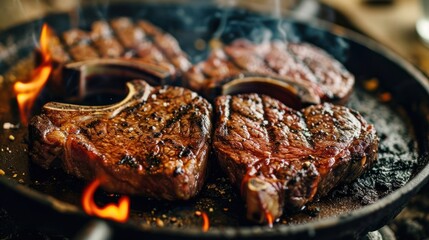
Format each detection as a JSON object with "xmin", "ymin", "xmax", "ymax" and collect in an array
[{"xmin": 0, "ymin": 3, "xmax": 428, "ymax": 240}]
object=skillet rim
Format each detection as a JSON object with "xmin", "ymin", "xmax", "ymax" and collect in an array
[{"xmin": 0, "ymin": 9, "xmax": 428, "ymax": 239}]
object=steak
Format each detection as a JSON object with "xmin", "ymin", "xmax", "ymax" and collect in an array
[
  {"xmin": 213, "ymin": 94, "xmax": 378, "ymax": 222},
  {"xmin": 44, "ymin": 17, "xmax": 191, "ymax": 80},
  {"xmin": 185, "ymin": 39, "xmax": 354, "ymax": 105},
  {"xmin": 29, "ymin": 80, "xmax": 212, "ymax": 200}
]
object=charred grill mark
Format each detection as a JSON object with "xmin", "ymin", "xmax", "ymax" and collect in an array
[
  {"xmin": 61, "ymin": 29, "xmax": 100, "ymax": 61},
  {"xmin": 47, "ymin": 18, "xmax": 189, "ymax": 76},
  {"xmin": 146, "ymin": 111, "xmax": 163, "ymax": 123},
  {"xmin": 168, "ymin": 104, "xmax": 191, "ymax": 126},
  {"xmin": 287, "ymin": 44, "xmax": 318, "ymax": 78},
  {"xmin": 105, "ymin": 18, "xmax": 159, "ymax": 61},
  {"xmin": 243, "ymin": 53, "xmax": 274, "ymax": 75},
  {"xmin": 163, "ymin": 138, "xmax": 183, "ymax": 149},
  {"xmin": 173, "ymin": 166, "xmax": 184, "ymax": 177},
  {"xmin": 136, "ymin": 20, "xmax": 178, "ymax": 67},
  {"xmin": 222, "ymin": 42, "xmax": 296, "ymax": 80},
  {"xmin": 217, "ymin": 49, "xmax": 247, "ymax": 73},
  {"xmin": 86, "ymin": 119, "xmax": 101, "ymax": 129},
  {"xmin": 69, "ymin": 45, "xmax": 99, "ymax": 61},
  {"xmin": 287, "ymin": 43, "xmax": 343, "ymax": 99},
  {"xmin": 30, "ymin": 80, "xmax": 212, "ymax": 201},
  {"xmin": 110, "ymin": 18, "xmax": 144, "ymax": 55},
  {"xmin": 92, "ymin": 26, "xmax": 124, "ymax": 58},
  {"xmin": 283, "ymin": 43, "xmax": 320, "ymax": 84},
  {"xmin": 262, "ymin": 53, "xmax": 276, "ymax": 74},
  {"xmin": 79, "ymin": 127, "xmax": 88, "ymax": 136},
  {"xmin": 261, "ymin": 96, "xmax": 278, "ymax": 153},
  {"xmin": 151, "ymin": 36, "xmax": 176, "ymax": 64},
  {"xmin": 145, "ymin": 152, "xmax": 161, "ymax": 172},
  {"xmin": 190, "ymin": 111, "xmax": 204, "ymax": 129},
  {"xmin": 123, "ymin": 102, "xmax": 145, "ymax": 116},
  {"xmin": 117, "ymin": 154, "xmax": 139, "ymax": 168},
  {"xmin": 231, "ymin": 95, "xmax": 262, "ymax": 122},
  {"xmin": 178, "ymin": 146, "xmax": 192, "ymax": 158},
  {"xmin": 162, "ymin": 102, "xmax": 193, "ymax": 131},
  {"xmin": 262, "ymin": 46, "xmax": 300, "ymax": 77}
]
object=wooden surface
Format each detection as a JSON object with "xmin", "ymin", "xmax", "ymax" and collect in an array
[{"xmin": 321, "ymin": 0, "xmax": 429, "ymax": 76}]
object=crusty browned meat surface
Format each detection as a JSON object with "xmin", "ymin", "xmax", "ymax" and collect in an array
[
  {"xmin": 213, "ymin": 94, "xmax": 378, "ymax": 222},
  {"xmin": 185, "ymin": 39, "xmax": 354, "ymax": 104},
  {"xmin": 45, "ymin": 17, "xmax": 191, "ymax": 78},
  {"xmin": 29, "ymin": 80, "xmax": 212, "ymax": 200}
]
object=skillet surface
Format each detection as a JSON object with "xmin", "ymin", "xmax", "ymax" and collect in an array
[{"xmin": 0, "ymin": 3, "xmax": 428, "ymax": 240}]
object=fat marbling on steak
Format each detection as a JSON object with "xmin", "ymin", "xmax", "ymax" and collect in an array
[
  {"xmin": 185, "ymin": 39, "xmax": 354, "ymax": 105},
  {"xmin": 213, "ymin": 93, "xmax": 378, "ymax": 222},
  {"xmin": 29, "ymin": 80, "xmax": 212, "ymax": 200}
]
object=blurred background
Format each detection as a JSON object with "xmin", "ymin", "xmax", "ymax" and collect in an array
[
  {"xmin": 0, "ymin": 0, "xmax": 428, "ymax": 239},
  {"xmin": 0, "ymin": 0, "xmax": 427, "ymax": 71}
]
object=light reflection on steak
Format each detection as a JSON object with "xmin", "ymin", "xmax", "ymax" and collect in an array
[
  {"xmin": 29, "ymin": 80, "xmax": 212, "ymax": 200},
  {"xmin": 185, "ymin": 39, "xmax": 354, "ymax": 104},
  {"xmin": 213, "ymin": 93, "xmax": 378, "ymax": 223}
]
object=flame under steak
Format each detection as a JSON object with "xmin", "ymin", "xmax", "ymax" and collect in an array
[
  {"xmin": 185, "ymin": 39, "xmax": 354, "ymax": 105},
  {"xmin": 213, "ymin": 93, "xmax": 378, "ymax": 222},
  {"xmin": 29, "ymin": 80, "xmax": 212, "ymax": 200}
]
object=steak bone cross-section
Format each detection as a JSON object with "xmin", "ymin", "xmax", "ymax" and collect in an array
[
  {"xmin": 214, "ymin": 94, "xmax": 378, "ymax": 223},
  {"xmin": 29, "ymin": 80, "xmax": 213, "ymax": 201}
]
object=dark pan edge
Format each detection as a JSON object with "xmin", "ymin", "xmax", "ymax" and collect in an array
[{"xmin": 0, "ymin": 14, "xmax": 428, "ymax": 240}]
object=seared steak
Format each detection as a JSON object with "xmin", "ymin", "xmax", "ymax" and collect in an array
[
  {"xmin": 185, "ymin": 39, "xmax": 354, "ymax": 104},
  {"xmin": 213, "ymin": 94, "xmax": 378, "ymax": 222},
  {"xmin": 29, "ymin": 80, "xmax": 212, "ymax": 200},
  {"xmin": 44, "ymin": 17, "xmax": 191, "ymax": 80}
]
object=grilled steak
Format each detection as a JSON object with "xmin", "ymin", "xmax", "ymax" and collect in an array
[
  {"xmin": 29, "ymin": 80, "xmax": 212, "ymax": 200},
  {"xmin": 44, "ymin": 17, "xmax": 191, "ymax": 80},
  {"xmin": 213, "ymin": 94, "xmax": 378, "ymax": 222},
  {"xmin": 185, "ymin": 39, "xmax": 354, "ymax": 105}
]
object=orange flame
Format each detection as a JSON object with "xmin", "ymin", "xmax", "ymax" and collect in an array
[
  {"xmin": 13, "ymin": 24, "xmax": 53, "ymax": 125},
  {"xmin": 265, "ymin": 211, "xmax": 273, "ymax": 228},
  {"xmin": 201, "ymin": 212, "xmax": 210, "ymax": 232},
  {"xmin": 82, "ymin": 179, "xmax": 130, "ymax": 223}
]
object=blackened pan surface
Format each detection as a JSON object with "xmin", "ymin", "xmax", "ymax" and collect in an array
[{"xmin": 0, "ymin": 3, "xmax": 428, "ymax": 240}]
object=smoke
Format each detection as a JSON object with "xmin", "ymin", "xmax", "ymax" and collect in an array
[
  {"xmin": 209, "ymin": 0, "xmax": 349, "ymax": 62},
  {"xmin": 212, "ymin": 0, "xmax": 237, "ymax": 40},
  {"xmin": 273, "ymin": 0, "xmax": 288, "ymax": 42},
  {"xmin": 90, "ymin": 0, "xmax": 111, "ymax": 20},
  {"xmin": 286, "ymin": 21, "xmax": 350, "ymax": 62}
]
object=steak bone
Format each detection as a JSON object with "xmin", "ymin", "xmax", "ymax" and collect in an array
[
  {"xmin": 29, "ymin": 80, "xmax": 213, "ymax": 200},
  {"xmin": 29, "ymin": 80, "xmax": 152, "ymax": 169},
  {"xmin": 213, "ymin": 94, "xmax": 378, "ymax": 223},
  {"xmin": 215, "ymin": 76, "xmax": 320, "ymax": 109},
  {"xmin": 55, "ymin": 59, "xmax": 172, "ymax": 102}
]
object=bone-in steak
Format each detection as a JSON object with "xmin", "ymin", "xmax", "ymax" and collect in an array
[
  {"xmin": 29, "ymin": 80, "xmax": 212, "ymax": 200},
  {"xmin": 45, "ymin": 17, "xmax": 191, "ymax": 79},
  {"xmin": 213, "ymin": 94, "xmax": 378, "ymax": 222},
  {"xmin": 185, "ymin": 39, "xmax": 354, "ymax": 104}
]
